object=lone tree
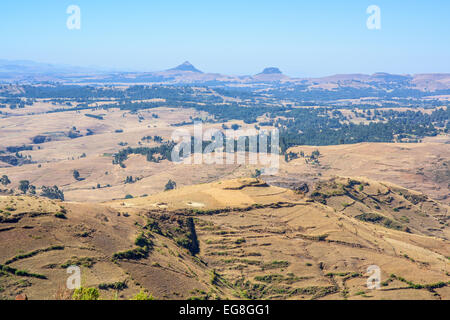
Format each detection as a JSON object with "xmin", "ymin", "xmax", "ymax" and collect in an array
[
  {"xmin": 251, "ymin": 169, "xmax": 262, "ymax": 178},
  {"xmin": 164, "ymin": 179, "xmax": 176, "ymax": 191},
  {"xmin": 19, "ymin": 180, "xmax": 30, "ymax": 194},
  {"xmin": 73, "ymin": 170, "xmax": 81, "ymax": 181},
  {"xmin": 231, "ymin": 124, "xmax": 241, "ymax": 131},
  {"xmin": 1, "ymin": 175, "xmax": 11, "ymax": 186}
]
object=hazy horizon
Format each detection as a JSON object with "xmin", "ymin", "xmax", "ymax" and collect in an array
[
  {"xmin": 2, "ymin": 57, "xmax": 450, "ymax": 78},
  {"xmin": 1, "ymin": 0, "xmax": 450, "ymax": 77}
]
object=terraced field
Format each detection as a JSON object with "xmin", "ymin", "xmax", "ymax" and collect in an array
[{"xmin": 1, "ymin": 177, "xmax": 448, "ymax": 300}]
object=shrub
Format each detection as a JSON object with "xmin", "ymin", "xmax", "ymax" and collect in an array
[
  {"xmin": 15, "ymin": 269, "xmax": 46, "ymax": 279},
  {"xmin": 145, "ymin": 219, "xmax": 162, "ymax": 234},
  {"xmin": 131, "ymin": 290, "xmax": 154, "ymax": 300},
  {"xmin": 98, "ymin": 281, "xmax": 127, "ymax": 291},
  {"xmin": 210, "ymin": 269, "xmax": 220, "ymax": 285},
  {"xmin": 112, "ymin": 247, "xmax": 148, "ymax": 261},
  {"xmin": 5, "ymin": 245, "xmax": 64, "ymax": 265},
  {"xmin": 61, "ymin": 257, "xmax": 95, "ymax": 269},
  {"xmin": 72, "ymin": 287, "xmax": 100, "ymax": 300},
  {"xmin": 73, "ymin": 170, "xmax": 81, "ymax": 181},
  {"xmin": 254, "ymin": 274, "xmax": 284, "ymax": 283},
  {"xmin": 112, "ymin": 232, "xmax": 153, "ymax": 261},
  {"xmin": 164, "ymin": 179, "xmax": 177, "ymax": 191},
  {"xmin": 0, "ymin": 175, "xmax": 11, "ymax": 186},
  {"xmin": 134, "ymin": 233, "xmax": 153, "ymax": 247},
  {"xmin": 355, "ymin": 212, "xmax": 405, "ymax": 231},
  {"xmin": 261, "ymin": 260, "xmax": 290, "ymax": 270}
]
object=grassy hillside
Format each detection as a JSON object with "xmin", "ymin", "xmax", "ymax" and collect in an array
[{"xmin": 2, "ymin": 177, "xmax": 447, "ymax": 300}]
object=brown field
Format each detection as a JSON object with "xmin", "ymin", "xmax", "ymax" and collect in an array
[
  {"xmin": 1, "ymin": 104, "xmax": 448, "ymax": 205},
  {"xmin": 283, "ymin": 136, "xmax": 450, "ymax": 204},
  {"xmin": 0, "ymin": 102, "xmax": 449, "ymax": 300},
  {"xmin": 0, "ymin": 178, "xmax": 448, "ymax": 300}
]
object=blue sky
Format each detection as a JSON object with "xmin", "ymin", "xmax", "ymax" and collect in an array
[{"xmin": 0, "ymin": 0, "xmax": 449, "ymax": 76}]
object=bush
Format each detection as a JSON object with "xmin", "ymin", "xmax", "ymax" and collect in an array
[
  {"xmin": 72, "ymin": 287, "xmax": 100, "ymax": 300},
  {"xmin": 5, "ymin": 245, "xmax": 64, "ymax": 265},
  {"xmin": 164, "ymin": 179, "xmax": 176, "ymax": 191},
  {"xmin": 73, "ymin": 170, "xmax": 81, "ymax": 181},
  {"xmin": 131, "ymin": 290, "xmax": 154, "ymax": 300},
  {"xmin": 134, "ymin": 233, "xmax": 153, "ymax": 247},
  {"xmin": 112, "ymin": 247, "xmax": 149, "ymax": 261},
  {"xmin": 261, "ymin": 260, "xmax": 290, "ymax": 270},
  {"xmin": 61, "ymin": 257, "xmax": 94, "ymax": 269},
  {"xmin": 210, "ymin": 269, "xmax": 220, "ymax": 285},
  {"xmin": 0, "ymin": 175, "xmax": 11, "ymax": 186},
  {"xmin": 355, "ymin": 212, "xmax": 405, "ymax": 231},
  {"xmin": 98, "ymin": 281, "xmax": 127, "ymax": 291},
  {"xmin": 145, "ymin": 219, "xmax": 162, "ymax": 234}
]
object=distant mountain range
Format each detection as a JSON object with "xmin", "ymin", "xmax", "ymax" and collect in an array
[
  {"xmin": 1, "ymin": 59, "xmax": 450, "ymax": 91},
  {"xmin": 0, "ymin": 59, "xmax": 104, "ymax": 75}
]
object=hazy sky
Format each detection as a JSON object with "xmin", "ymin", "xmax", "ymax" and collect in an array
[{"xmin": 1, "ymin": 0, "xmax": 449, "ymax": 77}]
